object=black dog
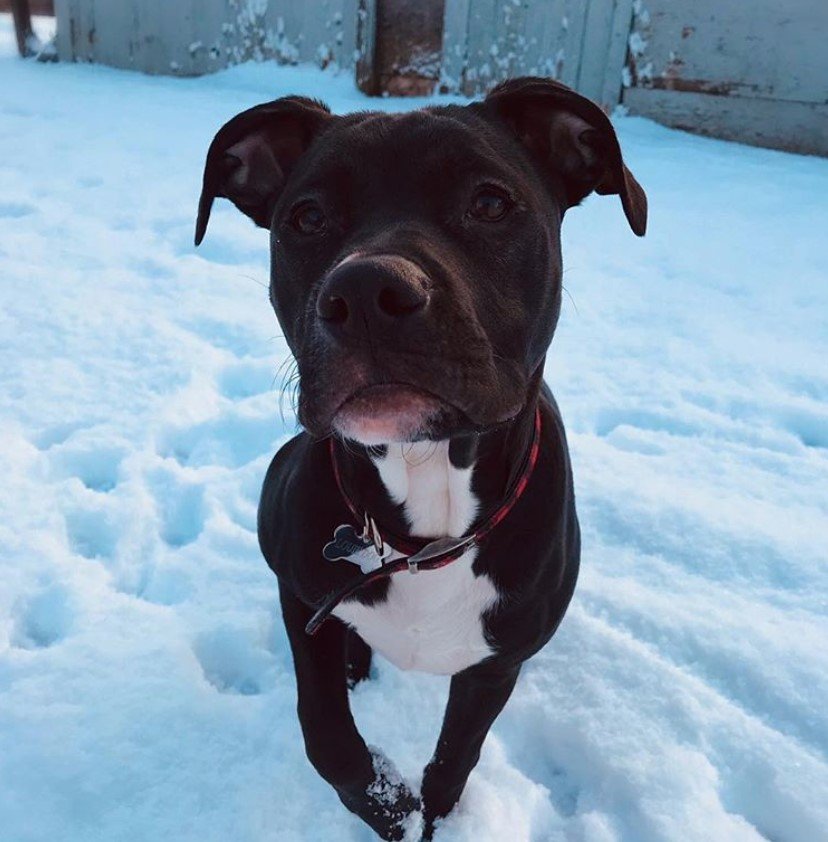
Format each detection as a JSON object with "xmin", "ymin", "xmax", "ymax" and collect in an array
[{"xmin": 195, "ymin": 77, "xmax": 646, "ymax": 840}]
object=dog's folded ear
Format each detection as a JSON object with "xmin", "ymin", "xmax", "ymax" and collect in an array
[
  {"xmin": 483, "ymin": 77, "xmax": 647, "ymax": 236},
  {"xmin": 195, "ymin": 96, "xmax": 333, "ymax": 246}
]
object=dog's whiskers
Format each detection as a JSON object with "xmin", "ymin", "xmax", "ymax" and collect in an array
[
  {"xmin": 562, "ymin": 284, "xmax": 580, "ymax": 316},
  {"xmin": 237, "ymin": 273, "xmax": 269, "ymax": 290},
  {"xmin": 273, "ymin": 357, "xmax": 302, "ymax": 425}
]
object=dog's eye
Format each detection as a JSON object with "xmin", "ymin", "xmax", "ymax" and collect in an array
[
  {"xmin": 291, "ymin": 203, "xmax": 326, "ymax": 235},
  {"xmin": 469, "ymin": 188, "xmax": 511, "ymax": 222}
]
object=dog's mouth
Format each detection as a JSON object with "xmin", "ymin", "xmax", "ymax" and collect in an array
[
  {"xmin": 298, "ymin": 344, "xmax": 531, "ymax": 444},
  {"xmin": 331, "ymin": 383, "xmax": 449, "ymax": 445}
]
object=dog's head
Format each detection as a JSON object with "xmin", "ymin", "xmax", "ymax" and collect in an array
[{"xmin": 195, "ymin": 78, "xmax": 646, "ymax": 444}]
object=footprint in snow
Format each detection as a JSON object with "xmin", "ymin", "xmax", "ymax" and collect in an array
[
  {"xmin": 146, "ymin": 467, "xmax": 206, "ymax": 548},
  {"xmin": 493, "ymin": 707, "xmax": 582, "ymax": 820},
  {"xmin": 64, "ymin": 505, "xmax": 119, "ymax": 561},
  {"xmin": 134, "ymin": 563, "xmax": 193, "ymax": 606},
  {"xmin": 156, "ymin": 410, "xmax": 286, "ymax": 469},
  {"xmin": 778, "ymin": 406, "xmax": 828, "ymax": 449},
  {"xmin": 11, "ymin": 585, "xmax": 73, "ymax": 649},
  {"xmin": 31, "ymin": 420, "xmax": 91, "ymax": 450},
  {"xmin": 49, "ymin": 440, "xmax": 126, "ymax": 493},
  {"xmin": 193, "ymin": 628, "xmax": 276, "ymax": 696},
  {"xmin": 32, "ymin": 421, "xmax": 125, "ymax": 492},
  {"xmin": 0, "ymin": 200, "xmax": 36, "ymax": 219}
]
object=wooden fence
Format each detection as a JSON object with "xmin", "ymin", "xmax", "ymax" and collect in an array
[{"xmin": 52, "ymin": 0, "xmax": 828, "ymax": 156}]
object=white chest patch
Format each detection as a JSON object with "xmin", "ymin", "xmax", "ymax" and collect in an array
[{"xmin": 333, "ymin": 442, "xmax": 499, "ymax": 675}]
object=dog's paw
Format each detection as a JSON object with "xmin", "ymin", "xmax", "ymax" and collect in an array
[
  {"xmin": 339, "ymin": 786, "xmax": 420, "ymax": 841},
  {"xmin": 339, "ymin": 748, "xmax": 421, "ymax": 840},
  {"xmin": 420, "ymin": 808, "xmax": 441, "ymax": 841},
  {"xmin": 420, "ymin": 763, "xmax": 464, "ymax": 839}
]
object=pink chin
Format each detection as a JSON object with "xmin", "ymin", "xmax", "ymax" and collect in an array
[{"xmin": 332, "ymin": 385, "xmax": 443, "ymax": 445}]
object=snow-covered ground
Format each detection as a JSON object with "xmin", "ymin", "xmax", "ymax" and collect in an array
[{"xmin": 2, "ymin": 13, "xmax": 827, "ymax": 842}]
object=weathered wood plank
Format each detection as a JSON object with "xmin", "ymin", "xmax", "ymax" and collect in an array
[
  {"xmin": 439, "ymin": 0, "xmax": 631, "ymax": 102},
  {"xmin": 577, "ymin": 0, "xmax": 634, "ymax": 109},
  {"xmin": 54, "ymin": 0, "xmax": 73, "ymax": 59},
  {"xmin": 458, "ymin": 0, "xmax": 573, "ymax": 95},
  {"xmin": 461, "ymin": 0, "xmax": 497, "ymax": 93},
  {"xmin": 599, "ymin": 0, "xmax": 633, "ymax": 108},
  {"xmin": 53, "ymin": 0, "xmax": 360, "ymax": 76},
  {"xmin": 528, "ymin": 0, "xmax": 570, "ymax": 84},
  {"xmin": 627, "ymin": 0, "xmax": 828, "ymax": 105},
  {"xmin": 624, "ymin": 87, "xmax": 828, "ymax": 157},
  {"xmin": 356, "ymin": 0, "xmax": 378, "ymax": 93},
  {"xmin": 560, "ymin": 0, "xmax": 589, "ymax": 90},
  {"xmin": 440, "ymin": 0, "xmax": 470, "ymax": 91}
]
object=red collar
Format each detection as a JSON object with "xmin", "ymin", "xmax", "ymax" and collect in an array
[{"xmin": 305, "ymin": 407, "xmax": 542, "ymax": 635}]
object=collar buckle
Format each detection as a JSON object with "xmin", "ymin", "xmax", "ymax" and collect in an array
[
  {"xmin": 362, "ymin": 512, "xmax": 386, "ymax": 560},
  {"xmin": 403, "ymin": 535, "xmax": 476, "ymax": 575}
]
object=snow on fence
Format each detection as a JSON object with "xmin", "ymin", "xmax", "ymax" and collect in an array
[
  {"xmin": 53, "ymin": 0, "xmax": 828, "ymax": 156},
  {"xmin": 441, "ymin": 0, "xmax": 633, "ymax": 110},
  {"xmin": 54, "ymin": 0, "xmax": 359, "ymax": 77}
]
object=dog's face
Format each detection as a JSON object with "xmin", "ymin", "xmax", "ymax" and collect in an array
[{"xmin": 196, "ymin": 78, "xmax": 646, "ymax": 444}]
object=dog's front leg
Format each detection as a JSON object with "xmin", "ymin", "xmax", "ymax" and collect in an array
[
  {"xmin": 420, "ymin": 663, "xmax": 521, "ymax": 838},
  {"xmin": 280, "ymin": 585, "xmax": 419, "ymax": 840}
]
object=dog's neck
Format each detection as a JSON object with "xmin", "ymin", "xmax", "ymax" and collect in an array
[
  {"xmin": 370, "ymin": 440, "xmax": 478, "ymax": 538},
  {"xmin": 330, "ymin": 397, "xmax": 539, "ymax": 542}
]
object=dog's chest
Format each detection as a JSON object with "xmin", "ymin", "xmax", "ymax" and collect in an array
[{"xmin": 332, "ymin": 442, "xmax": 499, "ymax": 675}]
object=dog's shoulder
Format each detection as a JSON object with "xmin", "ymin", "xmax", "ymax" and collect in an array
[
  {"xmin": 257, "ymin": 432, "xmax": 348, "ymax": 602},
  {"xmin": 470, "ymin": 387, "xmax": 580, "ymax": 662}
]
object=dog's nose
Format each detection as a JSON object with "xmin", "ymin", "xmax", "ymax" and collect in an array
[{"xmin": 316, "ymin": 255, "xmax": 430, "ymax": 337}]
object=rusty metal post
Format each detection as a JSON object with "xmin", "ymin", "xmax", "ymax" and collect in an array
[
  {"xmin": 10, "ymin": 0, "xmax": 39, "ymax": 56},
  {"xmin": 357, "ymin": 0, "xmax": 445, "ymax": 97}
]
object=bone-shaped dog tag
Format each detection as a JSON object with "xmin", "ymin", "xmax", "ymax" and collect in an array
[
  {"xmin": 323, "ymin": 524, "xmax": 373, "ymax": 561},
  {"xmin": 323, "ymin": 523, "xmax": 391, "ymax": 573}
]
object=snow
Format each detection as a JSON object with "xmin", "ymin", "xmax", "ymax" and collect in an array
[{"xmin": 1, "ymin": 12, "xmax": 827, "ymax": 842}]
